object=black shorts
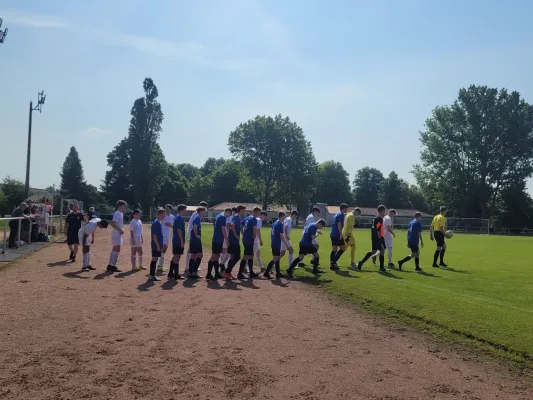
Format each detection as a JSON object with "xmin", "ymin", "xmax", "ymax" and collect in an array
[
  {"xmin": 434, "ymin": 231, "xmax": 445, "ymax": 247},
  {"xmin": 189, "ymin": 241, "xmax": 203, "ymax": 255},
  {"xmin": 243, "ymin": 243, "xmax": 254, "ymax": 256},
  {"xmin": 212, "ymin": 241, "xmax": 223, "ymax": 255},
  {"xmin": 271, "ymin": 248, "xmax": 281, "ymax": 257},
  {"xmin": 228, "ymin": 243, "xmax": 241, "ymax": 258},
  {"xmin": 331, "ymin": 237, "xmax": 345, "ymax": 247},
  {"xmin": 408, "ymin": 244, "xmax": 420, "ymax": 253},
  {"xmin": 299, "ymin": 244, "xmax": 317, "ymax": 256},
  {"xmin": 152, "ymin": 248, "xmax": 162, "ymax": 258},
  {"xmin": 372, "ymin": 237, "xmax": 386, "ymax": 251},
  {"xmin": 67, "ymin": 231, "xmax": 79, "ymax": 245},
  {"xmin": 172, "ymin": 242, "xmax": 184, "ymax": 255}
]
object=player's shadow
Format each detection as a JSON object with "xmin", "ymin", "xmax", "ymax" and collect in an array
[
  {"xmin": 137, "ymin": 279, "xmax": 155, "ymax": 292},
  {"xmin": 114, "ymin": 270, "xmax": 139, "ymax": 279},
  {"xmin": 62, "ymin": 271, "xmax": 91, "ymax": 279},
  {"xmin": 333, "ymin": 269, "xmax": 358, "ymax": 279},
  {"xmin": 440, "ymin": 266, "xmax": 470, "ymax": 274},
  {"xmin": 416, "ymin": 270, "xmax": 440, "ymax": 278},
  {"xmin": 161, "ymin": 278, "xmax": 178, "ymax": 290},
  {"xmin": 183, "ymin": 278, "xmax": 198, "ymax": 288},
  {"xmin": 296, "ymin": 275, "xmax": 333, "ymax": 285},
  {"xmin": 379, "ymin": 270, "xmax": 403, "ymax": 280},
  {"xmin": 47, "ymin": 260, "xmax": 70, "ymax": 267},
  {"xmin": 93, "ymin": 271, "xmax": 112, "ymax": 280},
  {"xmin": 239, "ymin": 279, "xmax": 260, "ymax": 289},
  {"xmin": 206, "ymin": 279, "xmax": 241, "ymax": 291}
]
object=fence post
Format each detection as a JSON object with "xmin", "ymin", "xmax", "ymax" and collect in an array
[
  {"xmin": 2, "ymin": 221, "xmax": 6, "ymax": 254},
  {"xmin": 17, "ymin": 219, "xmax": 21, "ymax": 245}
]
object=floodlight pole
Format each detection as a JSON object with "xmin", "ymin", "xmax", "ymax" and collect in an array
[{"xmin": 24, "ymin": 91, "xmax": 46, "ymax": 199}]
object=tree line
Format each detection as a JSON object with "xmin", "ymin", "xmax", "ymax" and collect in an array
[{"xmin": 2, "ymin": 79, "xmax": 533, "ymax": 229}]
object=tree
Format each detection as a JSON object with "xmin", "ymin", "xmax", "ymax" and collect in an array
[
  {"xmin": 199, "ymin": 157, "xmax": 226, "ymax": 177},
  {"xmin": 378, "ymin": 171, "xmax": 411, "ymax": 209},
  {"xmin": 188, "ymin": 176, "xmax": 213, "ymax": 204},
  {"xmin": 127, "ymin": 77, "xmax": 166, "ymax": 211},
  {"xmin": 209, "ymin": 159, "xmax": 256, "ymax": 205},
  {"xmin": 228, "ymin": 114, "xmax": 317, "ymax": 209},
  {"xmin": 414, "ymin": 85, "xmax": 533, "ymax": 218},
  {"xmin": 175, "ymin": 163, "xmax": 200, "ymax": 181},
  {"xmin": 155, "ymin": 163, "xmax": 189, "ymax": 206},
  {"xmin": 60, "ymin": 146, "xmax": 87, "ymax": 201},
  {"xmin": 313, "ymin": 161, "xmax": 352, "ymax": 205},
  {"xmin": 494, "ymin": 181, "xmax": 533, "ymax": 230},
  {"xmin": 407, "ymin": 185, "xmax": 429, "ymax": 213},
  {"xmin": 352, "ymin": 167, "xmax": 384, "ymax": 207},
  {"xmin": 0, "ymin": 177, "xmax": 25, "ymax": 215}
]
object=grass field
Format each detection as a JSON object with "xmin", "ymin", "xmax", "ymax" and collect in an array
[{"xmin": 199, "ymin": 224, "xmax": 533, "ymax": 365}]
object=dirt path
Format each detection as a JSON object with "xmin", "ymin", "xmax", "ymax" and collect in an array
[{"xmin": 0, "ymin": 226, "xmax": 531, "ymax": 400}]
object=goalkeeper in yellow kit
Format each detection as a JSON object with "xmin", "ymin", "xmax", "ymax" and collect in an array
[{"xmin": 343, "ymin": 207, "xmax": 361, "ymax": 268}]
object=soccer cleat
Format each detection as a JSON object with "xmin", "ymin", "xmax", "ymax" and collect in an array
[
  {"xmin": 351, "ymin": 262, "xmax": 357, "ymax": 269},
  {"xmin": 298, "ymin": 262, "xmax": 306, "ymax": 267},
  {"xmin": 330, "ymin": 264, "xmax": 339, "ymax": 270},
  {"xmin": 214, "ymin": 272, "xmax": 223, "ymax": 280},
  {"xmin": 205, "ymin": 274, "xmax": 216, "ymax": 281},
  {"xmin": 372, "ymin": 257, "xmax": 377, "ymax": 265},
  {"xmin": 157, "ymin": 266, "xmax": 167, "ymax": 272},
  {"xmin": 249, "ymin": 272, "xmax": 260, "ymax": 279},
  {"xmin": 237, "ymin": 273, "xmax": 246, "ymax": 280},
  {"xmin": 286, "ymin": 268, "xmax": 294, "ymax": 278},
  {"xmin": 71, "ymin": 257, "xmax": 76, "ymax": 263},
  {"xmin": 415, "ymin": 267, "xmax": 423, "ymax": 271},
  {"xmin": 150, "ymin": 275, "xmax": 161, "ymax": 281},
  {"xmin": 107, "ymin": 265, "xmax": 122, "ymax": 273},
  {"xmin": 175, "ymin": 274, "xmax": 183, "ymax": 280},
  {"xmin": 167, "ymin": 273, "xmax": 175, "ymax": 279},
  {"xmin": 138, "ymin": 265, "xmax": 147, "ymax": 270},
  {"xmin": 81, "ymin": 267, "xmax": 89, "ymax": 272},
  {"xmin": 398, "ymin": 261, "xmax": 403, "ymax": 271},
  {"xmin": 388, "ymin": 263, "xmax": 395, "ymax": 268},
  {"xmin": 312, "ymin": 268, "xmax": 323, "ymax": 274},
  {"xmin": 263, "ymin": 272, "xmax": 272, "ymax": 280},
  {"xmin": 224, "ymin": 272, "xmax": 236, "ymax": 281},
  {"xmin": 132, "ymin": 266, "xmax": 140, "ymax": 271},
  {"xmin": 439, "ymin": 262, "xmax": 448, "ymax": 267},
  {"xmin": 432, "ymin": 264, "xmax": 439, "ymax": 268},
  {"xmin": 379, "ymin": 267, "xmax": 387, "ymax": 273},
  {"xmin": 276, "ymin": 273, "xmax": 285, "ymax": 279}
]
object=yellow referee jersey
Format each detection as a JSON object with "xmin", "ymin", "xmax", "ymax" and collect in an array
[
  {"xmin": 343, "ymin": 213, "xmax": 355, "ymax": 238},
  {"xmin": 431, "ymin": 214, "xmax": 447, "ymax": 232}
]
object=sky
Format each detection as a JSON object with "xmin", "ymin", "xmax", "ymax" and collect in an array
[{"xmin": 1, "ymin": 0, "xmax": 533, "ymax": 193}]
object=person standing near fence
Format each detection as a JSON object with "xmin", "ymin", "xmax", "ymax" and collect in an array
[
  {"xmin": 65, "ymin": 202, "xmax": 86, "ymax": 262},
  {"xmin": 8, "ymin": 203, "xmax": 29, "ymax": 249}
]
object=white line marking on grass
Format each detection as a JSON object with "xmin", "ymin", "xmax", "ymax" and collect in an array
[{"xmin": 396, "ymin": 279, "xmax": 533, "ymax": 315}]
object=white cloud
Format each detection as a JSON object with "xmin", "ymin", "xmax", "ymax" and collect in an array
[
  {"xmin": 78, "ymin": 127, "xmax": 112, "ymax": 137},
  {"xmin": 0, "ymin": 9, "xmax": 70, "ymax": 28}
]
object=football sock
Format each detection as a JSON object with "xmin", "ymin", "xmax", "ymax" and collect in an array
[
  {"xmin": 131, "ymin": 255, "xmax": 136, "ymax": 268},
  {"xmin": 360, "ymin": 251, "xmax": 372, "ymax": 266},
  {"xmin": 150, "ymin": 260, "xmax": 156, "ymax": 276},
  {"xmin": 82, "ymin": 253, "xmax": 89, "ymax": 268},
  {"xmin": 387, "ymin": 248, "xmax": 393, "ymax": 264},
  {"xmin": 330, "ymin": 251, "xmax": 336, "ymax": 263},
  {"xmin": 239, "ymin": 259, "xmax": 247, "ymax": 275},
  {"xmin": 226, "ymin": 259, "xmax": 236, "ymax": 274},
  {"xmin": 188, "ymin": 258, "xmax": 194, "ymax": 274},
  {"xmin": 275, "ymin": 261, "xmax": 281, "ymax": 275},
  {"xmin": 108, "ymin": 251, "xmax": 114, "ymax": 266},
  {"xmin": 256, "ymin": 255, "xmax": 264, "ymax": 269},
  {"xmin": 266, "ymin": 260, "xmax": 274, "ymax": 273},
  {"xmin": 433, "ymin": 250, "xmax": 440, "ymax": 264},
  {"xmin": 138, "ymin": 255, "xmax": 143, "ymax": 267},
  {"xmin": 334, "ymin": 250, "xmax": 344, "ymax": 262},
  {"xmin": 440, "ymin": 249, "xmax": 446, "ymax": 264},
  {"xmin": 186, "ymin": 252, "xmax": 191, "ymax": 267},
  {"xmin": 379, "ymin": 255, "xmax": 385, "ymax": 269},
  {"xmin": 159, "ymin": 255, "xmax": 165, "ymax": 266},
  {"xmin": 247, "ymin": 259, "xmax": 254, "ymax": 274},
  {"xmin": 400, "ymin": 255, "xmax": 411, "ymax": 264},
  {"xmin": 289, "ymin": 257, "xmax": 301, "ymax": 269},
  {"xmin": 86, "ymin": 252, "xmax": 90, "ymax": 267},
  {"xmin": 214, "ymin": 261, "xmax": 220, "ymax": 275},
  {"xmin": 415, "ymin": 257, "xmax": 420, "ymax": 269},
  {"xmin": 194, "ymin": 258, "xmax": 201, "ymax": 273},
  {"xmin": 207, "ymin": 260, "xmax": 214, "ymax": 276},
  {"xmin": 288, "ymin": 253, "xmax": 294, "ymax": 267},
  {"xmin": 350, "ymin": 245, "xmax": 356, "ymax": 263}
]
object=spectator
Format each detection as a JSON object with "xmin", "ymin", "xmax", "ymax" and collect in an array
[
  {"xmin": 8, "ymin": 203, "xmax": 30, "ymax": 249},
  {"xmin": 88, "ymin": 207, "xmax": 98, "ymax": 220}
]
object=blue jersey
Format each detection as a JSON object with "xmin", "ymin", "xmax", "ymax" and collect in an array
[
  {"xmin": 190, "ymin": 215, "xmax": 201, "ymax": 243},
  {"xmin": 242, "ymin": 215, "xmax": 257, "ymax": 245},
  {"xmin": 172, "ymin": 215, "xmax": 185, "ymax": 246},
  {"xmin": 301, "ymin": 223, "xmax": 318, "ymax": 246},
  {"xmin": 213, "ymin": 213, "xmax": 226, "ymax": 243},
  {"xmin": 330, "ymin": 212, "xmax": 345, "ymax": 238},
  {"xmin": 408, "ymin": 219, "xmax": 422, "ymax": 245},
  {"xmin": 151, "ymin": 219, "xmax": 163, "ymax": 249},
  {"xmin": 271, "ymin": 220, "xmax": 284, "ymax": 249},
  {"xmin": 229, "ymin": 215, "xmax": 241, "ymax": 245}
]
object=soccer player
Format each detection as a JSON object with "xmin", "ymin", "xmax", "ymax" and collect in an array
[
  {"xmin": 159, "ymin": 204, "xmax": 175, "ymax": 272},
  {"xmin": 343, "ymin": 207, "xmax": 361, "ymax": 268},
  {"xmin": 65, "ymin": 202, "xmax": 86, "ymax": 262},
  {"xmin": 287, "ymin": 219, "xmax": 327, "ymax": 277},
  {"xmin": 149, "ymin": 209, "xmax": 165, "ymax": 281},
  {"xmin": 330, "ymin": 203, "xmax": 348, "ymax": 270},
  {"xmin": 207, "ymin": 207, "xmax": 231, "ymax": 280},
  {"xmin": 398, "ymin": 212, "xmax": 424, "ymax": 271},
  {"xmin": 79, "ymin": 218, "xmax": 108, "ymax": 272},
  {"xmin": 220, "ymin": 207, "xmax": 236, "ymax": 270},
  {"xmin": 169, "ymin": 204, "xmax": 187, "ymax": 279},
  {"xmin": 186, "ymin": 201, "xmax": 208, "ymax": 270},
  {"xmin": 281, "ymin": 210, "xmax": 299, "ymax": 269},
  {"xmin": 224, "ymin": 205, "xmax": 246, "ymax": 280},
  {"xmin": 357, "ymin": 205, "xmax": 387, "ymax": 272},
  {"xmin": 188, "ymin": 206, "xmax": 206, "ymax": 279},
  {"xmin": 299, "ymin": 206, "xmax": 321, "ymax": 267},
  {"xmin": 383, "ymin": 209, "xmax": 397, "ymax": 267},
  {"xmin": 263, "ymin": 211, "xmax": 287, "ymax": 279},
  {"xmin": 106, "ymin": 200, "xmax": 127, "ymax": 273},
  {"xmin": 254, "ymin": 211, "xmax": 268, "ymax": 271},
  {"xmin": 129, "ymin": 209, "xmax": 146, "ymax": 271},
  {"xmin": 430, "ymin": 206, "xmax": 448, "ymax": 268},
  {"xmin": 239, "ymin": 207, "xmax": 261, "ymax": 279}
]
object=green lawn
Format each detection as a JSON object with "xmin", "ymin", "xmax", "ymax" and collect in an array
[{"xmin": 200, "ymin": 224, "xmax": 533, "ymax": 364}]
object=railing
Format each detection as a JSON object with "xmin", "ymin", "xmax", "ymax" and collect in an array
[{"xmin": 1, "ymin": 215, "xmax": 64, "ymax": 254}]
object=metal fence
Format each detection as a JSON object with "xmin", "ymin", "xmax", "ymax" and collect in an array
[{"xmin": 1, "ymin": 215, "xmax": 63, "ymax": 254}]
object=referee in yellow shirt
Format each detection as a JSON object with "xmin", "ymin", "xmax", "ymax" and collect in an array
[
  {"xmin": 430, "ymin": 206, "xmax": 448, "ymax": 268},
  {"xmin": 343, "ymin": 207, "xmax": 361, "ymax": 268}
]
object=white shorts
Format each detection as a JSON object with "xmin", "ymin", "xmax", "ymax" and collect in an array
[
  {"xmin": 111, "ymin": 230, "xmax": 123, "ymax": 246},
  {"xmin": 162, "ymin": 235, "xmax": 169, "ymax": 246},
  {"xmin": 385, "ymin": 237, "xmax": 393, "ymax": 248},
  {"xmin": 130, "ymin": 236, "xmax": 142, "ymax": 248},
  {"xmin": 78, "ymin": 230, "xmax": 92, "ymax": 246},
  {"xmin": 280, "ymin": 240, "xmax": 292, "ymax": 251},
  {"xmin": 254, "ymin": 242, "xmax": 260, "ymax": 253}
]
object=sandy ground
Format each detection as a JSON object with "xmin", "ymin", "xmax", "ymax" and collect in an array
[{"xmin": 0, "ymin": 225, "xmax": 531, "ymax": 400}]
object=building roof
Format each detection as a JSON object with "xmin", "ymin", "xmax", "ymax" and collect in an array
[
  {"xmin": 209, "ymin": 202, "xmax": 291, "ymax": 212},
  {"xmin": 326, "ymin": 206, "xmax": 431, "ymax": 217}
]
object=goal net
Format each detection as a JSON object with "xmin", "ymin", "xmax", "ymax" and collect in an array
[{"xmin": 444, "ymin": 217, "xmax": 490, "ymax": 235}]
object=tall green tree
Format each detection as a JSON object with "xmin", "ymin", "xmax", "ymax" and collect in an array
[
  {"xmin": 378, "ymin": 171, "xmax": 411, "ymax": 209},
  {"xmin": 407, "ymin": 184, "xmax": 429, "ymax": 213},
  {"xmin": 228, "ymin": 114, "xmax": 317, "ymax": 209},
  {"xmin": 199, "ymin": 157, "xmax": 226, "ymax": 177},
  {"xmin": 313, "ymin": 161, "xmax": 352, "ymax": 205},
  {"xmin": 127, "ymin": 77, "xmax": 166, "ymax": 211},
  {"xmin": 414, "ymin": 85, "xmax": 533, "ymax": 218},
  {"xmin": 0, "ymin": 177, "xmax": 25, "ymax": 215},
  {"xmin": 175, "ymin": 163, "xmax": 200, "ymax": 181},
  {"xmin": 60, "ymin": 146, "xmax": 87, "ymax": 201},
  {"xmin": 352, "ymin": 167, "xmax": 384, "ymax": 207},
  {"xmin": 155, "ymin": 163, "xmax": 189, "ymax": 206},
  {"xmin": 188, "ymin": 176, "xmax": 214, "ymax": 204},
  {"xmin": 209, "ymin": 159, "xmax": 256, "ymax": 205}
]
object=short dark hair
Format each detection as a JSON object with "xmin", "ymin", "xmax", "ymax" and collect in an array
[
  {"xmin": 157, "ymin": 208, "xmax": 165, "ymax": 216},
  {"xmin": 177, "ymin": 204, "xmax": 187, "ymax": 212},
  {"xmin": 291, "ymin": 210, "xmax": 299, "ymax": 216},
  {"xmin": 199, "ymin": 201, "xmax": 208, "ymax": 207},
  {"xmin": 132, "ymin": 209, "xmax": 141, "ymax": 216},
  {"xmin": 232, "ymin": 207, "xmax": 237, "ymax": 213},
  {"xmin": 260, "ymin": 211, "xmax": 268, "ymax": 217},
  {"xmin": 237, "ymin": 205, "xmax": 246, "ymax": 212},
  {"xmin": 440, "ymin": 206, "xmax": 447, "ymax": 213},
  {"xmin": 389, "ymin": 209, "xmax": 396, "ymax": 214},
  {"xmin": 354, "ymin": 207, "xmax": 361, "ymax": 214},
  {"xmin": 278, "ymin": 211, "xmax": 286, "ymax": 218},
  {"xmin": 98, "ymin": 220, "xmax": 109, "ymax": 228},
  {"xmin": 197, "ymin": 206, "xmax": 206, "ymax": 213},
  {"xmin": 165, "ymin": 204, "xmax": 173, "ymax": 210},
  {"xmin": 116, "ymin": 200, "xmax": 127, "ymax": 208},
  {"xmin": 224, "ymin": 208, "xmax": 232, "ymax": 213},
  {"xmin": 253, "ymin": 207, "xmax": 262, "ymax": 212},
  {"xmin": 340, "ymin": 203, "xmax": 349, "ymax": 211},
  {"xmin": 415, "ymin": 212, "xmax": 422, "ymax": 218},
  {"xmin": 377, "ymin": 204, "xmax": 386, "ymax": 212},
  {"xmin": 316, "ymin": 218, "xmax": 326, "ymax": 226},
  {"xmin": 312, "ymin": 206, "xmax": 320, "ymax": 213}
]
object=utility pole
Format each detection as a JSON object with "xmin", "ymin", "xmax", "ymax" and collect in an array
[
  {"xmin": 25, "ymin": 91, "xmax": 46, "ymax": 199},
  {"xmin": 0, "ymin": 18, "xmax": 8, "ymax": 45}
]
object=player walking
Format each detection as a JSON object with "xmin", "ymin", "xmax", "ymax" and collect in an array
[
  {"xmin": 169, "ymin": 204, "xmax": 187, "ymax": 279},
  {"xmin": 287, "ymin": 219, "xmax": 327, "ymax": 277},
  {"xmin": 263, "ymin": 211, "xmax": 287, "ymax": 279},
  {"xmin": 129, "ymin": 209, "xmax": 145, "ymax": 271},
  {"xmin": 430, "ymin": 206, "xmax": 448, "ymax": 268},
  {"xmin": 149, "ymin": 209, "xmax": 165, "ymax": 281},
  {"xmin": 330, "ymin": 203, "xmax": 348, "ymax": 270},
  {"xmin": 186, "ymin": 201, "xmax": 208, "ymax": 271},
  {"xmin": 224, "ymin": 205, "xmax": 245, "ymax": 280},
  {"xmin": 343, "ymin": 207, "xmax": 361, "ymax": 268},
  {"xmin": 159, "ymin": 204, "xmax": 174, "ymax": 272},
  {"xmin": 207, "ymin": 208, "xmax": 231, "ymax": 280},
  {"xmin": 298, "ymin": 206, "xmax": 321, "ymax": 267},
  {"xmin": 188, "ymin": 207, "xmax": 206, "ymax": 279},
  {"xmin": 79, "ymin": 218, "xmax": 108, "ymax": 272},
  {"xmin": 220, "ymin": 207, "xmax": 236, "ymax": 270},
  {"xmin": 398, "ymin": 212, "xmax": 424, "ymax": 271},
  {"xmin": 357, "ymin": 205, "xmax": 387, "ymax": 272},
  {"xmin": 254, "ymin": 211, "xmax": 268, "ymax": 271},
  {"xmin": 239, "ymin": 207, "xmax": 261, "ymax": 279},
  {"xmin": 281, "ymin": 210, "xmax": 299, "ymax": 269},
  {"xmin": 383, "ymin": 209, "xmax": 396, "ymax": 267}
]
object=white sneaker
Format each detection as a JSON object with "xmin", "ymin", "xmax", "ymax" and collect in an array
[{"xmin": 150, "ymin": 275, "xmax": 161, "ymax": 281}]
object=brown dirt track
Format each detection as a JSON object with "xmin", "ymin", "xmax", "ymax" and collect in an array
[{"xmin": 0, "ymin": 226, "xmax": 531, "ymax": 400}]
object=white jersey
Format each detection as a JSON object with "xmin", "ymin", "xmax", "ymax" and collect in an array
[
  {"xmin": 82, "ymin": 218, "xmax": 101, "ymax": 236},
  {"xmin": 163, "ymin": 214, "xmax": 174, "ymax": 237},
  {"xmin": 302, "ymin": 214, "xmax": 315, "ymax": 235},
  {"xmin": 113, "ymin": 210, "xmax": 124, "ymax": 229},
  {"xmin": 254, "ymin": 218, "xmax": 262, "ymax": 243},
  {"xmin": 187, "ymin": 211, "xmax": 198, "ymax": 237},
  {"xmin": 283, "ymin": 217, "xmax": 293, "ymax": 239},
  {"xmin": 226, "ymin": 216, "xmax": 233, "ymax": 226},
  {"xmin": 130, "ymin": 218, "xmax": 143, "ymax": 237},
  {"xmin": 383, "ymin": 215, "xmax": 393, "ymax": 239}
]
